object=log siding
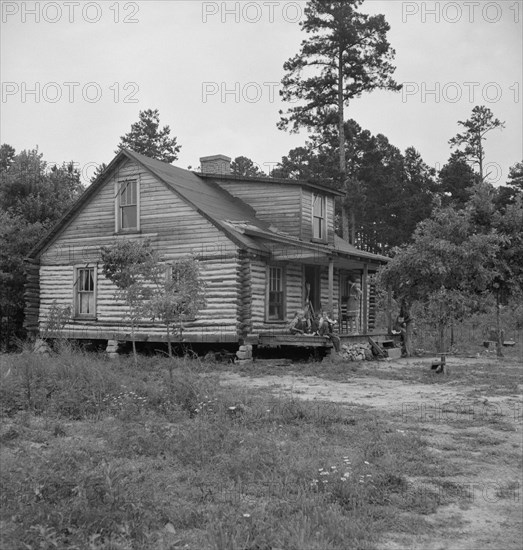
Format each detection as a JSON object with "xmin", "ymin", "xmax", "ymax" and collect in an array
[
  {"xmin": 37, "ymin": 159, "xmax": 241, "ymax": 342},
  {"xmin": 29, "ymin": 151, "xmax": 387, "ymax": 346}
]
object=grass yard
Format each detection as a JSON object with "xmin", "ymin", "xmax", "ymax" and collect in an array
[{"xmin": 0, "ymin": 346, "xmax": 521, "ymax": 549}]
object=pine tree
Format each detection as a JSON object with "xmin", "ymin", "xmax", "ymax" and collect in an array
[
  {"xmin": 449, "ymin": 105, "xmax": 505, "ymax": 182},
  {"xmin": 278, "ymin": 0, "xmax": 401, "ymax": 242},
  {"xmin": 117, "ymin": 109, "xmax": 181, "ymax": 163}
]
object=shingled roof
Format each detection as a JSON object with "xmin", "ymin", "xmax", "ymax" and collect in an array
[{"xmin": 29, "ymin": 149, "xmax": 388, "ymax": 265}]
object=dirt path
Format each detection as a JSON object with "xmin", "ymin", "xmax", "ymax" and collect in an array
[{"xmin": 220, "ymin": 357, "xmax": 523, "ymax": 550}]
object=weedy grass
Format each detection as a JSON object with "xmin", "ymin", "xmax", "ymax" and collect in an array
[{"xmin": 0, "ymin": 349, "xmax": 493, "ymax": 549}]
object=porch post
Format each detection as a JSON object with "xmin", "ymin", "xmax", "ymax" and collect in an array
[
  {"xmin": 362, "ymin": 263, "xmax": 368, "ymax": 333},
  {"xmin": 328, "ymin": 257, "xmax": 334, "ymax": 314}
]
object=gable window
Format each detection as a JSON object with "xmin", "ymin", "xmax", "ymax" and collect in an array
[
  {"xmin": 117, "ymin": 179, "xmax": 139, "ymax": 231},
  {"xmin": 312, "ymin": 194, "xmax": 326, "ymax": 240},
  {"xmin": 75, "ymin": 266, "xmax": 96, "ymax": 317},
  {"xmin": 267, "ymin": 266, "xmax": 285, "ymax": 321}
]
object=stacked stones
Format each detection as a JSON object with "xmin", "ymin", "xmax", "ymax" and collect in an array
[
  {"xmin": 106, "ymin": 340, "xmax": 120, "ymax": 359},
  {"xmin": 235, "ymin": 344, "xmax": 253, "ymax": 365},
  {"xmin": 340, "ymin": 343, "xmax": 373, "ymax": 361}
]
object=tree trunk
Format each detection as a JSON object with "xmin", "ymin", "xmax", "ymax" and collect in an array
[
  {"xmin": 495, "ymin": 291, "xmax": 503, "ymax": 357},
  {"xmin": 341, "ymin": 207, "xmax": 349, "ymax": 241},
  {"xmin": 349, "ymin": 207, "xmax": 356, "ymax": 246},
  {"xmin": 400, "ymin": 299, "xmax": 414, "ymax": 357},
  {"xmin": 387, "ymin": 289, "xmax": 393, "ymax": 334},
  {"xmin": 167, "ymin": 321, "xmax": 174, "ymax": 387},
  {"xmin": 131, "ymin": 321, "xmax": 137, "ymax": 366},
  {"xmin": 166, "ymin": 322, "xmax": 173, "ymax": 359},
  {"xmin": 438, "ymin": 321, "xmax": 445, "ymax": 354},
  {"xmin": 337, "ymin": 45, "xmax": 352, "ymax": 243},
  {"xmin": 338, "ymin": 48, "xmax": 345, "ymax": 178},
  {"xmin": 478, "ymin": 138, "xmax": 484, "ymax": 182}
]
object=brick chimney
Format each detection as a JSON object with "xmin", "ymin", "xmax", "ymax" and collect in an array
[{"xmin": 200, "ymin": 154, "xmax": 231, "ymax": 175}]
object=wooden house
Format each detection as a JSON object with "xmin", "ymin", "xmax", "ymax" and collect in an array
[{"xmin": 25, "ymin": 149, "xmax": 389, "ymax": 352}]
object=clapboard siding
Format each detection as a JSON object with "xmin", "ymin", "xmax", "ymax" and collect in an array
[
  {"xmin": 38, "ymin": 160, "xmax": 241, "ymax": 340},
  {"xmin": 41, "ymin": 159, "xmax": 237, "ymax": 266},
  {"xmin": 218, "ymin": 182, "xmax": 302, "ymax": 238},
  {"xmin": 301, "ymin": 189, "xmax": 336, "ymax": 245}
]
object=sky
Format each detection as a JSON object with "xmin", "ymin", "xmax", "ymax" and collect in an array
[{"xmin": 1, "ymin": 0, "xmax": 522, "ymax": 186}]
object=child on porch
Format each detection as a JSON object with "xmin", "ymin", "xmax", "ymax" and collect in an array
[
  {"xmin": 288, "ymin": 309, "xmax": 310, "ymax": 335},
  {"xmin": 318, "ymin": 310, "xmax": 341, "ymax": 352}
]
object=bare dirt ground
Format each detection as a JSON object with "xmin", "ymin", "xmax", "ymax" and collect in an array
[{"xmin": 220, "ymin": 356, "xmax": 523, "ymax": 550}]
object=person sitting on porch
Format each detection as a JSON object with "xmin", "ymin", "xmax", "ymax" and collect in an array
[
  {"xmin": 289, "ymin": 309, "xmax": 310, "ymax": 335},
  {"xmin": 318, "ymin": 310, "xmax": 341, "ymax": 352}
]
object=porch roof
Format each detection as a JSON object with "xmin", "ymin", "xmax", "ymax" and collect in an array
[{"xmin": 247, "ymin": 232, "xmax": 389, "ymax": 268}]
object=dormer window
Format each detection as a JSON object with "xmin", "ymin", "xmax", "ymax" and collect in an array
[
  {"xmin": 312, "ymin": 194, "xmax": 326, "ymax": 240},
  {"xmin": 117, "ymin": 179, "xmax": 139, "ymax": 231}
]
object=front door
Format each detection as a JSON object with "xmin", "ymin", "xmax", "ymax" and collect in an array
[{"xmin": 304, "ymin": 266, "xmax": 321, "ymax": 316}]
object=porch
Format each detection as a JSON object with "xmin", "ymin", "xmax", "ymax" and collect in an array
[{"xmin": 246, "ymin": 331, "xmax": 391, "ymax": 349}]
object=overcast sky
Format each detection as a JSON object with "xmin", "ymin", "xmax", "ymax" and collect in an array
[{"xmin": 1, "ymin": 0, "xmax": 522, "ymax": 185}]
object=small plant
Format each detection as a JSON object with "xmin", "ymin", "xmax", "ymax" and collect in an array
[
  {"xmin": 102, "ymin": 388, "xmax": 148, "ymax": 420},
  {"xmin": 101, "ymin": 239, "xmax": 161, "ymax": 365},
  {"xmin": 147, "ymin": 256, "xmax": 206, "ymax": 359},
  {"xmin": 42, "ymin": 300, "xmax": 71, "ymax": 339}
]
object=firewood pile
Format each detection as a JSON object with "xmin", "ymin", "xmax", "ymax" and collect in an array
[{"xmin": 340, "ymin": 343, "xmax": 374, "ymax": 361}]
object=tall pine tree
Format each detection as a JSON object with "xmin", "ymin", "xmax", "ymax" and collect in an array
[
  {"xmin": 278, "ymin": 0, "xmax": 401, "ymax": 242},
  {"xmin": 448, "ymin": 105, "xmax": 504, "ymax": 182}
]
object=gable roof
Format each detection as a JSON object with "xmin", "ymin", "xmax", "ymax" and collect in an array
[
  {"xmin": 122, "ymin": 149, "xmax": 273, "ymax": 251},
  {"xmin": 28, "ymin": 149, "xmax": 388, "ymax": 266}
]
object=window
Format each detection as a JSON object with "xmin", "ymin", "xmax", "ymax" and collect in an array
[
  {"xmin": 312, "ymin": 194, "xmax": 326, "ymax": 240},
  {"xmin": 75, "ymin": 266, "xmax": 96, "ymax": 317},
  {"xmin": 117, "ymin": 179, "xmax": 138, "ymax": 231},
  {"xmin": 268, "ymin": 266, "xmax": 285, "ymax": 320}
]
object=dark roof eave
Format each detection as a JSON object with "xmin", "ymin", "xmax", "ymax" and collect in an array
[
  {"xmin": 243, "ymin": 229, "xmax": 388, "ymax": 265},
  {"xmin": 27, "ymin": 149, "xmax": 128, "ymax": 259}
]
